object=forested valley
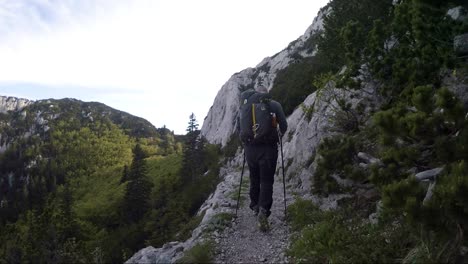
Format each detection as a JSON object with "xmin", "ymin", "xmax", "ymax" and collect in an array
[{"xmin": 0, "ymin": 100, "xmax": 220, "ymax": 263}]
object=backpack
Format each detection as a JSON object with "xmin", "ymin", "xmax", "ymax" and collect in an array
[{"xmin": 239, "ymin": 90, "xmax": 278, "ymax": 145}]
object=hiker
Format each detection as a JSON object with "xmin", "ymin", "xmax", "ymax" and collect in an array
[{"xmin": 239, "ymin": 85, "xmax": 288, "ymax": 231}]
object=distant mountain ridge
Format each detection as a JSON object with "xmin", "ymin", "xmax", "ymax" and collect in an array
[
  {"xmin": 0, "ymin": 95, "xmax": 160, "ymax": 140},
  {"xmin": 0, "ymin": 94, "xmax": 186, "ymax": 263}
]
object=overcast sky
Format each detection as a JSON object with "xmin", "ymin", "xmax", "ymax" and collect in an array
[{"xmin": 0, "ymin": 0, "xmax": 329, "ymax": 134}]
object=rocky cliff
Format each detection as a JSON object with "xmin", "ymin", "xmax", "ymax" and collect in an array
[
  {"xmin": 201, "ymin": 9, "xmax": 328, "ymax": 146},
  {"xmin": 0, "ymin": 96, "xmax": 32, "ymax": 113}
]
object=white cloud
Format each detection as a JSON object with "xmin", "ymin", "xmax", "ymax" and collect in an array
[{"xmin": 0, "ymin": 0, "xmax": 329, "ymax": 134}]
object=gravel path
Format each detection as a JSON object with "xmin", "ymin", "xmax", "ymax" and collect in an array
[{"xmin": 213, "ymin": 172, "xmax": 291, "ymax": 263}]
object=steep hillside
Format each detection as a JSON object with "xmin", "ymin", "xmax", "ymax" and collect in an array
[
  {"xmin": 0, "ymin": 96, "xmax": 160, "ymax": 141},
  {"xmin": 0, "ymin": 96, "xmax": 212, "ymax": 263}
]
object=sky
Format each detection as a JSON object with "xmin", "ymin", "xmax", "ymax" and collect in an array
[{"xmin": 0, "ymin": 0, "xmax": 329, "ymax": 134}]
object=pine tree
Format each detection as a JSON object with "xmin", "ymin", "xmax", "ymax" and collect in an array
[
  {"xmin": 120, "ymin": 165, "xmax": 129, "ymax": 184},
  {"xmin": 366, "ymin": 1, "xmax": 468, "ymax": 257},
  {"xmin": 186, "ymin": 113, "xmax": 199, "ymax": 133},
  {"xmin": 58, "ymin": 182, "xmax": 78, "ymax": 239},
  {"xmin": 181, "ymin": 114, "xmax": 205, "ymax": 184},
  {"xmin": 122, "ymin": 144, "xmax": 153, "ymax": 223}
]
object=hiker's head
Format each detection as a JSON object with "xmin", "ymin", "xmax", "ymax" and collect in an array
[{"xmin": 255, "ymin": 85, "xmax": 268, "ymax": 93}]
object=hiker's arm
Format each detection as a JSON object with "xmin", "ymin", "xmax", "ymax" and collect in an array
[{"xmin": 271, "ymin": 101, "xmax": 288, "ymax": 135}]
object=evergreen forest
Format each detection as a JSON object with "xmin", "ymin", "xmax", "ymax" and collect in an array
[{"xmin": 0, "ymin": 100, "xmax": 221, "ymax": 263}]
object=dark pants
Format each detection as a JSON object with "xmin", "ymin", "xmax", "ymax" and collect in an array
[{"xmin": 245, "ymin": 144, "xmax": 278, "ymax": 217}]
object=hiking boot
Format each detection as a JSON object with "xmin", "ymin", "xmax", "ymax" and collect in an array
[
  {"xmin": 257, "ymin": 208, "xmax": 270, "ymax": 232},
  {"xmin": 250, "ymin": 203, "xmax": 259, "ymax": 216}
]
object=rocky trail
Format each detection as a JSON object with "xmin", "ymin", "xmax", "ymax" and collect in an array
[{"xmin": 212, "ymin": 172, "xmax": 291, "ymax": 263}]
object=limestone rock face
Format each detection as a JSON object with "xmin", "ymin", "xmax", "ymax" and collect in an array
[
  {"xmin": 200, "ymin": 68, "xmax": 256, "ymax": 147},
  {"xmin": 201, "ymin": 9, "xmax": 328, "ymax": 146},
  {"xmin": 281, "ymin": 80, "xmax": 382, "ymax": 196},
  {"xmin": 0, "ymin": 96, "xmax": 33, "ymax": 153},
  {"xmin": 0, "ymin": 96, "xmax": 32, "ymax": 113}
]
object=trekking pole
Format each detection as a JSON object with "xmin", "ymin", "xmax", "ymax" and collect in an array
[
  {"xmin": 278, "ymin": 129, "xmax": 287, "ymax": 218},
  {"xmin": 236, "ymin": 150, "xmax": 246, "ymax": 217}
]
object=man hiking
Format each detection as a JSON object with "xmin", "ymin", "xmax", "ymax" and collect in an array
[{"xmin": 239, "ymin": 85, "xmax": 288, "ymax": 232}]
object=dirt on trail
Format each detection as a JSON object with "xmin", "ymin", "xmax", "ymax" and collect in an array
[{"xmin": 212, "ymin": 173, "xmax": 291, "ymax": 264}]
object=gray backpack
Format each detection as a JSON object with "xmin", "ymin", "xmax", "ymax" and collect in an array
[{"xmin": 239, "ymin": 90, "xmax": 278, "ymax": 144}]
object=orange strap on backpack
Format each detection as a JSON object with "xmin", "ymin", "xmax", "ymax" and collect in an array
[{"xmin": 271, "ymin": 113, "xmax": 278, "ymax": 128}]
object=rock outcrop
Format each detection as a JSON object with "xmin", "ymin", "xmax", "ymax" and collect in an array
[
  {"xmin": 201, "ymin": 9, "xmax": 328, "ymax": 146},
  {"xmin": 448, "ymin": 6, "xmax": 468, "ymax": 56},
  {"xmin": 447, "ymin": 6, "xmax": 467, "ymax": 22},
  {"xmin": 0, "ymin": 96, "xmax": 32, "ymax": 113},
  {"xmin": 443, "ymin": 70, "xmax": 468, "ymax": 109},
  {"xmin": 278, "ymin": 78, "xmax": 382, "ymax": 203}
]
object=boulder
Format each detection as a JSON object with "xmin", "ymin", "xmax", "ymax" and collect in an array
[
  {"xmin": 447, "ymin": 6, "xmax": 467, "ymax": 22},
  {"xmin": 454, "ymin": 33, "xmax": 468, "ymax": 55},
  {"xmin": 442, "ymin": 70, "xmax": 468, "ymax": 109},
  {"xmin": 415, "ymin": 167, "xmax": 444, "ymax": 181},
  {"xmin": 357, "ymin": 152, "xmax": 383, "ymax": 166}
]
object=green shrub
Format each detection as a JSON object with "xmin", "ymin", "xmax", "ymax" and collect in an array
[
  {"xmin": 286, "ymin": 198, "xmax": 323, "ymax": 231},
  {"xmin": 270, "ymin": 56, "xmax": 335, "ymax": 116},
  {"xmin": 300, "ymin": 103, "xmax": 315, "ymax": 122},
  {"xmin": 204, "ymin": 213, "xmax": 235, "ymax": 233},
  {"xmin": 287, "ymin": 199, "xmax": 413, "ymax": 264},
  {"xmin": 229, "ymin": 176, "xmax": 249, "ymax": 206},
  {"xmin": 314, "ymin": 135, "xmax": 365, "ymax": 194},
  {"xmin": 177, "ymin": 241, "xmax": 214, "ymax": 264},
  {"xmin": 222, "ymin": 135, "xmax": 241, "ymax": 161},
  {"xmin": 402, "ymin": 228, "xmax": 462, "ymax": 264},
  {"xmin": 175, "ymin": 211, "xmax": 205, "ymax": 242},
  {"xmin": 297, "ymin": 0, "xmax": 468, "ymax": 262},
  {"xmin": 317, "ymin": 0, "xmax": 394, "ymax": 84}
]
